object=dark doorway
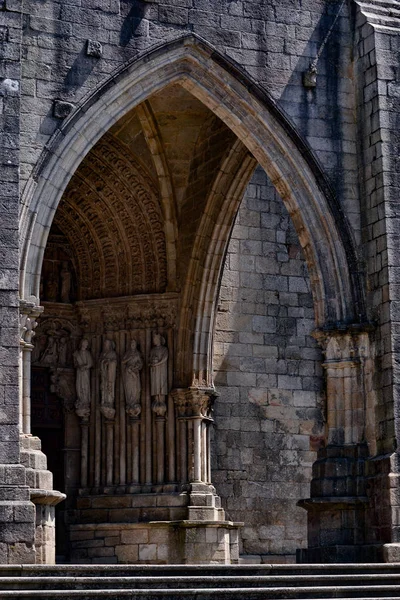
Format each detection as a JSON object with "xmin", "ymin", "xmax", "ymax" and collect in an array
[{"xmin": 31, "ymin": 367, "xmax": 66, "ymax": 560}]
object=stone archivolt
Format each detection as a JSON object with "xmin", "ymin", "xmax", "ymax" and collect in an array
[{"xmin": 51, "ymin": 133, "xmax": 167, "ymax": 301}]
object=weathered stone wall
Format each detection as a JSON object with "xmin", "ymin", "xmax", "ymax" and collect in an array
[
  {"xmin": 213, "ymin": 166, "xmax": 325, "ymax": 562},
  {"xmin": 19, "ymin": 0, "xmax": 359, "ymax": 235},
  {"xmin": 0, "ymin": 1, "xmax": 37, "ymax": 564}
]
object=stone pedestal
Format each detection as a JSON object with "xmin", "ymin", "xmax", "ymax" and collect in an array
[
  {"xmin": 20, "ymin": 434, "xmax": 65, "ymax": 564},
  {"xmin": 298, "ymin": 328, "xmax": 383, "ymax": 562},
  {"xmin": 0, "ymin": 464, "xmax": 36, "ymax": 564},
  {"xmin": 297, "ymin": 444, "xmax": 382, "ymax": 563},
  {"xmin": 70, "ymin": 520, "xmax": 241, "ymax": 564}
]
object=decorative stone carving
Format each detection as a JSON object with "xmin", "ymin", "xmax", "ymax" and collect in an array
[
  {"xmin": 41, "ymin": 336, "xmax": 59, "ymax": 366},
  {"xmin": 172, "ymin": 388, "xmax": 187, "ymax": 418},
  {"xmin": 20, "ymin": 312, "xmax": 38, "ymax": 347},
  {"xmin": 50, "ymin": 368, "xmax": 76, "ymax": 413},
  {"xmin": 122, "ymin": 339, "xmax": 143, "ymax": 419},
  {"xmin": 186, "ymin": 388, "xmax": 211, "ymax": 418},
  {"xmin": 73, "ymin": 339, "xmax": 93, "ymax": 420},
  {"xmin": 56, "ymin": 133, "xmax": 167, "ymax": 300},
  {"xmin": 149, "ymin": 333, "xmax": 168, "ymax": 418},
  {"xmin": 100, "ymin": 339, "xmax": 117, "ymax": 420},
  {"xmin": 60, "ymin": 261, "xmax": 72, "ymax": 303}
]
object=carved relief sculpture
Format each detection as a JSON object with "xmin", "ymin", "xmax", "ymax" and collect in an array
[
  {"xmin": 60, "ymin": 261, "xmax": 72, "ymax": 303},
  {"xmin": 41, "ymin": 336, "xmax": 59, "ymax": 366},
  {"xmin": 51, "ymin": 369, "xmax": 76, "ymax": 414},
  {"xmin": 149, "ymin": 333, "xmax": 168, "ymax": 417},
  {"xmin": 122, "ymin": 339, "xmax": 143, "ymax": 419},
  {"xmin": 100, "ymin": 339, "xmax": 117, "ymax": 420},
  {"xmin": 73, "ymin": 339, "xmax": 93, "ymax": 420}
]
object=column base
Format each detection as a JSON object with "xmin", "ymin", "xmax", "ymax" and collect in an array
[
  {"xmin": 69, "ymin": 520, "xmax": 242, "ymax": 564},
  {"xmin": 383, "ymin": 544, "xmax": 400, "ymax": 562},
  {"xmin": 19, "ymin": 434, "xmax": 65, "ymax": 564},
  {"xmin": 0, "ymin": 464, "xmax": 36, "ymax": 564}
]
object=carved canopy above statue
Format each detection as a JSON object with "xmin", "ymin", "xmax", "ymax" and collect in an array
[{"xmin": 49, "ymin": 133, "xmax": 167, "ymax": 301}]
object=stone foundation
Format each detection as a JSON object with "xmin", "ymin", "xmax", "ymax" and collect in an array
[
  {"xmin": 20, "ymin": 435, "xmax": 65, "ymax": 564},
  {"xmin": 70, "ymin": 521, "xmax": 241, "ymax": 564}
]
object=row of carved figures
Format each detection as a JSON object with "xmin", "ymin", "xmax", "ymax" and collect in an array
[{"xmin": 74, "ymin": 333, "xmax": 168, "ymax": 422}]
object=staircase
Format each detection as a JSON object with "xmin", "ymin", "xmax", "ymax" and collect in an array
[{"xmin": 2, "ymin": 564, "xmax": 400, "ymax": 599}]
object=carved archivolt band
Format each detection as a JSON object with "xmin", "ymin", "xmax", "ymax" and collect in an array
[{"xmin": 53, "ymin": 133, "xmax": 167, "ymax": 300}]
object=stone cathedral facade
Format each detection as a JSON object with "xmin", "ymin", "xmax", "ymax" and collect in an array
[{"xmin": 0, "ymin": 0, "xmax": 400, "ymax": 565}]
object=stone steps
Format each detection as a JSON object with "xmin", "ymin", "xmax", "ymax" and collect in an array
[
  {"xmin": 356, "ymin": 0, "xmax": 400, "ymax": 28},
  {"xmin": 2, "ymin": 564, "xmax": 400, "ymax": 598}
]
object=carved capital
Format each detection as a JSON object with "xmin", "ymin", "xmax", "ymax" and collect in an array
[
  {"xmin": 186, "ymin": 388, "xmax": 213, "ymax": 419},
  {"xmin": 19, "ymin": 301, "xmax": 43, "ymax": 347},
  {"xmin": 313, "ymin": 327, "xmax": 374, "ymax": 368},
  {"xmin": 171, "ymin": 388, "xmax": 187, "ymax": 418}
]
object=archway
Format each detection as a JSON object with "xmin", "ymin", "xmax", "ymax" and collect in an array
[{"xmin": 19, "ymin": 34, "xmax": 364, "ymax": 564}]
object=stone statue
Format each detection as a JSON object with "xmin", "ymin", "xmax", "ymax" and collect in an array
[
  {"xmin": 60, "ymin": 261, "xmax": 72, "ymax": 303},
  {"xmin": 41, "ymin": 335, "xmax": 59, "ymax": 366},
  {"xmin": 100, "ymin": 339, "xmax": 117, "ymax": 420},
  {"xmin": 149, "ymin": 333, "xmax": 168, "ymax": 417},
  {"xmin": 73, "ymin": 339, "xmax": 93, "ymax": 420},
  {"xmin": 122, "ymin": 339, "xmax": 143, "ymax": 419}
]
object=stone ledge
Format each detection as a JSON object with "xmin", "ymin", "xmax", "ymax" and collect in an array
[{"xmin": 30, "ymin": 489, "xmax": 66, "ymax": 506}]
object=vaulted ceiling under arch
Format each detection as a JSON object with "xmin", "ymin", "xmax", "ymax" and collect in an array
[{"xmin": 42, "ymin": 83, "xmax": 252, "ymax": 302}]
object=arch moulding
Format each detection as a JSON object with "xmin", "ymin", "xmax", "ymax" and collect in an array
[{"xmin": 19, "ymin": 33, "xmax": 363, "ymax": 387}]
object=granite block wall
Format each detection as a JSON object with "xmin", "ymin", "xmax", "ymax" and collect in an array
[{"xmin": 213, "ymin": 166, "xmax": 325, "ymax": 561}]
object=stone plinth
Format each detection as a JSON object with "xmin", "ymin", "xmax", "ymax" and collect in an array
[
  {"xmin": 70, "ymin": 520, "xmax": 241, "ymax": 564},
  {"xmin": 20, "ymin": 435, "xmax": 65, "ymax": 564},
  {"xmin": 297, "ymin": 444, "xmax": 383, "ymax": 563}
]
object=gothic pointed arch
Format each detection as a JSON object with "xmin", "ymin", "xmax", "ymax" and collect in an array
[{"xmin": 20, "ymin": 33, "xmax": 364, "ymax": 388}]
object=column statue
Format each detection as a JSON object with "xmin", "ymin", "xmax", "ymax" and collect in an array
[
  {"xmin": 73, "ymin": 339, "xmax": 93, "ymax": 420},
  {"xmin": 122, "ymin": 339, "xmax": 143, "ymax": 419},
  {"xmin": 100, "ymin": 339, "xmax": 117, "ymax": 420},
  {"xmin": 149, "ymin": 333, "xmax": 168, "ymax": 417}
]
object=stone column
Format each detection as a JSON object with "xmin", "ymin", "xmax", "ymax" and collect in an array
[
  {"xmin": 184, "ymin": 388, "xmax": 225, "ymax": 521},
  {"xmin": 172, "ymin": 387, "xmax": 241, "ymax": 564},
  {"xmin": 19, "ymin": 302, "xmax": 43, "ymax": 435},
  {"xmin": 298, "ymin": 327, "xmax": 378, "ymax": 563},
  {"xmin": 172, "ymin": 389, "xmax": 188, "ymax": 484}
]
